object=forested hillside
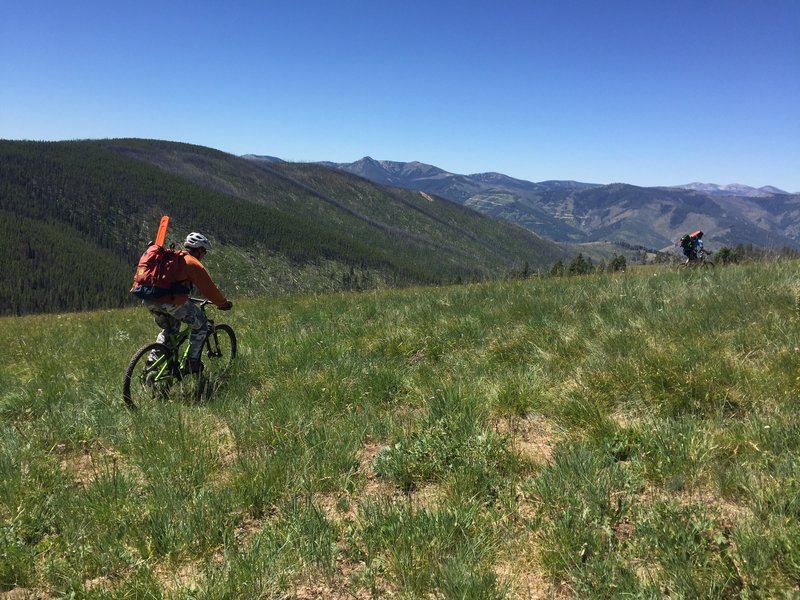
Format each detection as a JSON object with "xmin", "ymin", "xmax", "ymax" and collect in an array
[{"xmin": 0, "ymin": 139, "xmax": 567, "ymax": 315}]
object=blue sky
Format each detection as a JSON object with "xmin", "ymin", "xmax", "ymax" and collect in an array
[{"xmin": 3, "ymin": 1, "xmax": 799, "ymax": 191}]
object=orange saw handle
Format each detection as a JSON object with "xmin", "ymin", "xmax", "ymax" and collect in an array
[{"xmin": 154, "ymin": 216, "xmax": 170, "ymax": 247}]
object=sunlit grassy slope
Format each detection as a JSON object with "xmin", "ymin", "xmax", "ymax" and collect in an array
[{"xmin": 2, "ymin": 261, "xmax": 800, "ymax": 597}]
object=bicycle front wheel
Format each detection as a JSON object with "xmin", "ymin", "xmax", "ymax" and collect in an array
[
  {"xmin": 123, "ymin": 342, "xmax": 173, "ymax": 409},
  {"xmin": 205, "ymin": 324, "xmax": 236, "ymax": 376},
  {"xmin": 200, "ymin": 324, "xmax": 236, "ymax": 398}
]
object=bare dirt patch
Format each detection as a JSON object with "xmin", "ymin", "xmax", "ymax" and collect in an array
[
  {"xmin": 206, "ymin": 414, "xmax": 238, "ymax": 473},
  {"xmin": 495, "ymin": 528, "xmax": 571, "ymax": 600},
  {"xmin": 290, "ymin": 562, "xmax": 396, "ymax": 600},
  {"xmin": 58, "ymin": 443, "xmax": 128, "ymax": 489},
  {"xmin": 317, "ymin": 440, "xmax": 447, "ymax": 526},
  {"xmin": 0, "ymin": 588, "xmax": 53, "ymax": 600},
  {"xmin": 154, "ymin": 561, "xmax": 205, "ymax": 595},
  {"xmin": 494, "ymin": 413, "xmax": 558, "ymax": 466},
  {"xmin": 636, "ymin": 483, "xmax": 753, "ymax": 524}
]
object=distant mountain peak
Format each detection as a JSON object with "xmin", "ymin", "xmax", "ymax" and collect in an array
[
  {"xmin": 331, "ymin": 157, "xmax": 452, "ymax": 185},
  {"xmin": 760, "ymin": 185, "xmax": 790, "ymax": 195},
  {"xmin": 676, "ymin": 182, "xmax": 788, "ymax": 197}
]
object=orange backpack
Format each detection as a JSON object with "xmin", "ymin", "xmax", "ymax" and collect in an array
[{"xmin": 130, "ymin": 244, "xmax": 191, "ymax": 300}]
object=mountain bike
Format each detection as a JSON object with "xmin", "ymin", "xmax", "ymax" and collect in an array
[
  {"xmin": 679, "ymin": 250, "xmax": 714, "ymax": 269},
  {"xmin": 123, "ymin": 298, "xmax": 237, "ymax": 409}
]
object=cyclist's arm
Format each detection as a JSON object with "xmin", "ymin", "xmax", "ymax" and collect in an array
[{"xmin": 184, "ymin": 258, "xmax": 229, "ymax": 307}]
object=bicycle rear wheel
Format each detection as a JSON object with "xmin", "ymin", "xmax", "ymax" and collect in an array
[
  {"xmin": 123, "ymin": 342, "xmax": 173, "ymax": 409},
  {"xmin": 199, "ymin": 324, "xmax": 237, "ymax": 399}
]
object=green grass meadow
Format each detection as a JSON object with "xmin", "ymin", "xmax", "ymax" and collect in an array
[{"xmin": 2, "ymin": 261, "xmax": 800, "ymax": 598}]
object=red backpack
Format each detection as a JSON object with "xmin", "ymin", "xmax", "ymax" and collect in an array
[{"xmin": 130, "ymin": 244, "xmax": 191, "ymax": 300}]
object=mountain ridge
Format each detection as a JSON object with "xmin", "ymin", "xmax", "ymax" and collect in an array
[
  {"xmin": 312, "ymin": 156, "xmax": 794, "ymax": 196},
  {"xmin": 674, "ymin": 182, "xmax": 790, "ymax": 197},
  {"xmin": 309, "ymin": 156, "xmax": 800, "ymax": 250}
]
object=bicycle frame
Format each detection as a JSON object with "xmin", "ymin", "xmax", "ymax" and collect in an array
[
  {"xmin": 148, "ymin": 299, "xmax": 219, "ymax": 382},
  {"xmin": 680, "ymin": 249, "xmax": 713, "ymax": 268},
  {"xmin": 687, "ymin": 254, "xmax": 709, "ymax": 265},
  {"xmin": 124, "ymin": 298, "xmax": 236, "ymax": 408},
  {"xmin": 147, "ymin": 328, "xmax": 192, "ymax": 384}
]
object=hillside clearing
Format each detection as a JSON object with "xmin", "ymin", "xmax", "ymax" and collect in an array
[{"xmin": 1, "ymin": 261, "xmax": 799, "ymax": 597}]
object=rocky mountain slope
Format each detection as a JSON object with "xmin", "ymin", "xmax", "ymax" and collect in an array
[{"xmin": 321, "ymin": 157, "xmax": 800, "ymax": 250}]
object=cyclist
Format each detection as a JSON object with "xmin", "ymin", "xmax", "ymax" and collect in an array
[
  {"xmin": 682, "ymin": 230, "xmax": 709, "ymax": 262},
  {"xmin": 144, "ymin": 232, "xmax": 232, "ymax": 373},
  {"xmin": 690, "ymin": 230, "xmax": 710, "ymax": 262}
]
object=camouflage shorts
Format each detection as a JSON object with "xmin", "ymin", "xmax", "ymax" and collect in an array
[{"xmin": 145, "ymin": 300, "xmax": 208, "ymax": 360}]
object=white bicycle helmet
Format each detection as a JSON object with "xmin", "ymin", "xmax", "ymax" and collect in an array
[{"xmin": 184, "ymin": 232, "xmax": 211, "ymax": 250}]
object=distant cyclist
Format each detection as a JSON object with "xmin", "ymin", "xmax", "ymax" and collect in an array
[
  {"xmin": 143, "ymin": 232, "xmax": 232, "ymax": 373},
  {"xmin": 680, "ymin": 230, "xmax": 710, "ymax": 262},
  {"xmin": 692, "ymin": 231, "xmax": 708, "ymax": 260}
]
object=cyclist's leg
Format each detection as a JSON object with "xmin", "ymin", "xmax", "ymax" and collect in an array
[
  {"xmin": 147, "ymin": 305, "xmax": 181, "ymax": 345},
  {"xmin": 168, "ymin": 301, "xmax": 209, "ymax": 363},
  {"xmin": 144, "ymin": 303, "xmax": 181, "ymax": 363}
]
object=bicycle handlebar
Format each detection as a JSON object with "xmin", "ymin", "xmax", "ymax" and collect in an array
[{"xmin": 190, "ymin": 297, "xmax": 233, "ymax": 311}]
